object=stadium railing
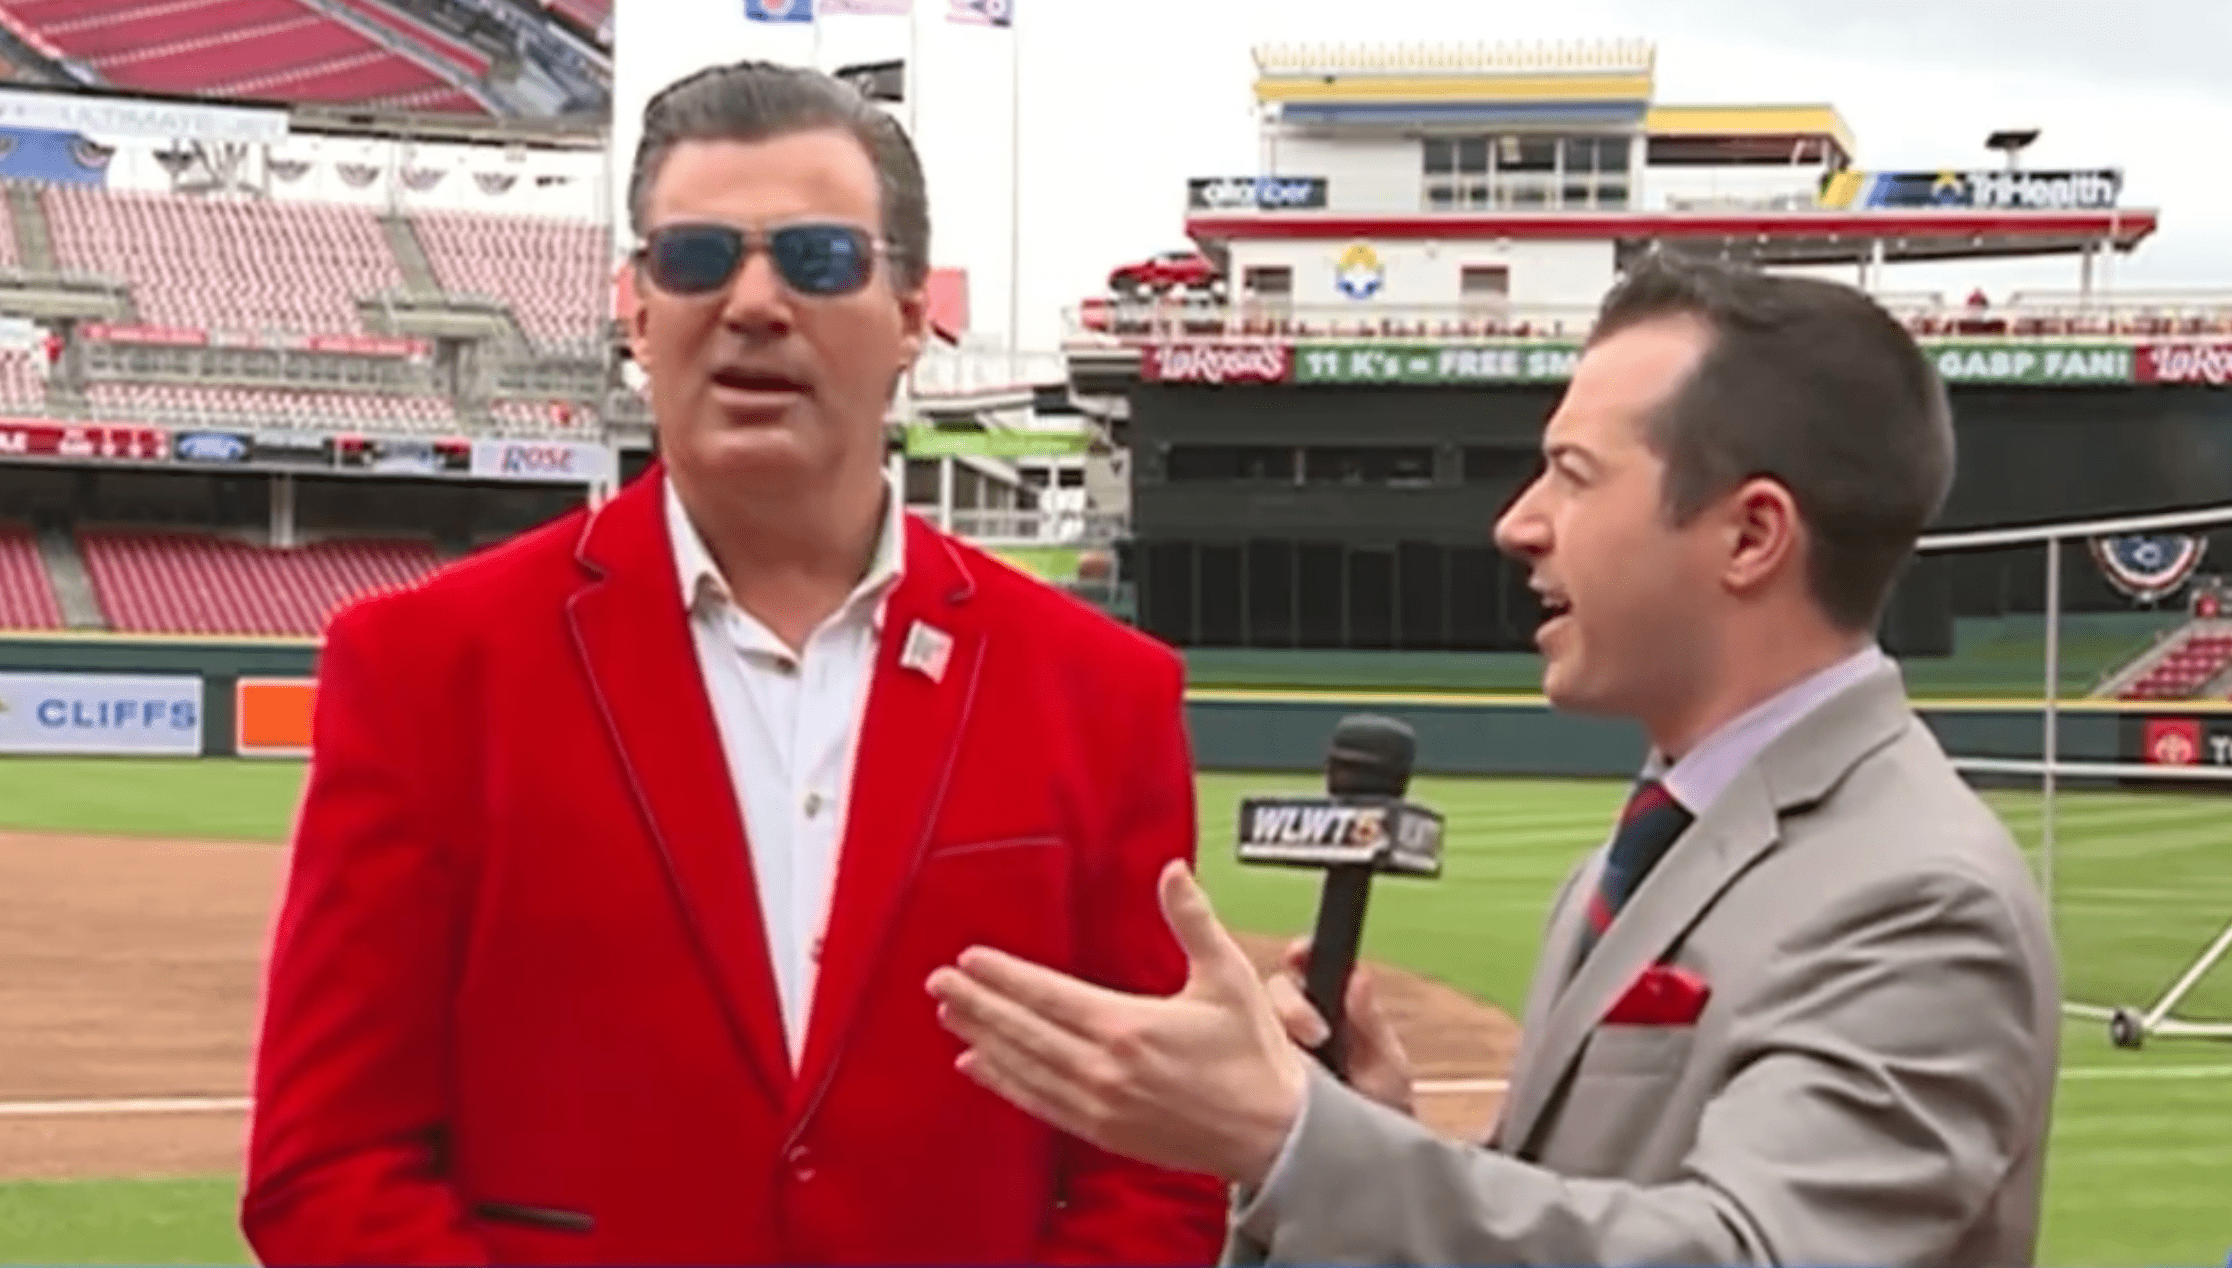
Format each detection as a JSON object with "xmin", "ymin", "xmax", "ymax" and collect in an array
[
  {"xmin": 1061, "ymin": 293, "xmax": 2232, "ymax": 345},
  {"xmin": 1914, "ymin": 501, "xmax": 2232, "ymax": 1052}
]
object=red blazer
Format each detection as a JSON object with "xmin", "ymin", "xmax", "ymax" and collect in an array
[{"xmin": 241, "ymin": 466, "xmax": 1229, "ymax": 1265}]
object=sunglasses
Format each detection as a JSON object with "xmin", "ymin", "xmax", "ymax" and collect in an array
[{"xmin": 637, "ymin": 221, "xmax": 888, "ymax": 298}]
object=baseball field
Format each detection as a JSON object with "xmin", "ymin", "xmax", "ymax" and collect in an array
[{"xmin": 0, "ymin": 755, "xmax": 2226, "ymax": 1266}]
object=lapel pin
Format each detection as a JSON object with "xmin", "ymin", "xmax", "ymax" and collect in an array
[{"xmin": 900, "ymin": 620, "xmax": 953, "ymax": 683}]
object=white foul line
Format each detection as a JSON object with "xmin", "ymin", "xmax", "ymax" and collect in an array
[
  {"xmin": 2059, "ymin": 1063, "xmax": 2232, "ymax": 1082},
  {"xmin": 1397, "ymin": 1063, "xmax": 2232, "ymax": 1100},
  {"xmin": 0, "ymin": 1063, "xmax": 2221, "ymax": 1120},
  {"xmin": 0, "ymin": 1096, "xmax": 250, "ymax": 1118}
]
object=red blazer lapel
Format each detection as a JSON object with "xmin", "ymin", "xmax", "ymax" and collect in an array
[
  {"xmin": 564, "ymin": 468, "xmax": 793, "ymax": 1107},
  {"xmin": 790, "ymin": 518, "xmax": 984, "ymax": 1129}
]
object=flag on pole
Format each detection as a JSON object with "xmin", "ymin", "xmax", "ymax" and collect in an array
[
  {"xmin": 744, "ymin": 0, "xmax": 815, "ymax": 22},
  {"xmin": 946, "ymin": 0, "xmax": 1010, "ymax": 26},
  {"xmin": 821, "ymin": 0, "xmax": 911, "ymax": 12}
]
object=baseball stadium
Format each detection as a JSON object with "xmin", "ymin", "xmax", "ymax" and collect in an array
[{"xmin": 0, "ymin": 6, "xmax": 2228, "ymax": 1266}]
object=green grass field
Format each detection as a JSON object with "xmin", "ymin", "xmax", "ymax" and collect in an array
[{"xmin": 1, "ymin": 759, "xmax": 2227, "ymax": 1265}]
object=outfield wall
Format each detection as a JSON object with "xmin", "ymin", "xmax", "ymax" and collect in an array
[
  {"xmin": 0, "ymin": 636, "xmax": 315, "ymax": 759},
  {"xmin": 1182, "ymin": 690, "xmax": 2212, "ymax": 777},
  {"xmin": 0, "ymin": 635, "xmax": 2226, "ymax": 779}
]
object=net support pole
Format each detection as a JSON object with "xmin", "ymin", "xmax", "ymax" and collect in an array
[{"xmin": 2041, "ymin": 535, "xmax": 2061, "ymax": 905}]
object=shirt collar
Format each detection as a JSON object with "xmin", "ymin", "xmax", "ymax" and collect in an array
[
  {"xmin": 1645, "ymin": 643, "xmax": 1891, "ymax": 815},
  {"xmin": 665, "ymin": 472, "xmax": 908, "ymax": 634}
]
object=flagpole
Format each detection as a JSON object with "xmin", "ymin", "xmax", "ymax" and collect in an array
[
  {"xmin": 810, "ymin": 0, "xmax": 822, "ymax": 68},
  {"xmin": 1006, "ymin": 3, "xmax": 1020, "ymax": 363},
  {"xmin": 905, "ymin": 0, "xmax": 921, "ymax": 139}
]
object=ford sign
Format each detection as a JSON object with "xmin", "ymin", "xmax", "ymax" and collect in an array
[{"xmin": 175, "ymin": 431, "xmax": 250, "ymax": 464}]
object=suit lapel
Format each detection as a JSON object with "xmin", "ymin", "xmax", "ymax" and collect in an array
[
  {"xmin": 565, "ymin": 468, "xmax": 793, "ymax": 1107},
  {"xmin": 788, "ymin": 519, "xmax": 984, "ymax": 1132},
  {"xmin": 1495, "ymin": 665, "xmax": 1916, "ymax": 1157}
]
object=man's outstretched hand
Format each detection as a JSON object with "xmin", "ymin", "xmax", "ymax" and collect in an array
[{"xmin": 925, "ymin": 859, "xmax": 1308, "ymax": 1188}]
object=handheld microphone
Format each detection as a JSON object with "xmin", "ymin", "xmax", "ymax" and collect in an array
[{"xmin": 1235, "ymin": 714, "xmax": 1442, "ymax": 1078}]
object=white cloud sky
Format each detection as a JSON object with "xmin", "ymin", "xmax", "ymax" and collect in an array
[{"xmin": 614, "ymin": 0, "xmax": 2232, "ymax": 352}]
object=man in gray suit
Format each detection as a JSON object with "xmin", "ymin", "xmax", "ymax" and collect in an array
[{"xmin": 925, "ymin": 254, "xmax": 2062, "ymax": 1267}]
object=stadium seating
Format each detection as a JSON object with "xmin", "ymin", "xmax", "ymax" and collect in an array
[
  {"xmin": 537, "ymin": 0, "xmax": 610, "ymax": 38},
  {"xmin": 78, "ymin": 529, "xmax": 444, "ymax": 637},
  {"xmin": 84, "ymin": 383, "xmax": 456, "ymax": 433},
  {"xmin": 0, "ymin": 348, "xmax": 50, "ymax": 412},
  {"xmin": 2118, "ymin": 628, "xmax": 2232, "ymax": 700},
  {"xmin": 411, "ymin": 209, "xmax": 608, "ymax": 350},
  {"xmin": 44, "ymin": 185, "xmax": 406, "ymax": 336},
  {"xmin": 0, "ymin": 524, "xmax": 62, "ymax": 630},
  {"xmin": 488, "ymin": 399, "xmax": 591, "ymax": 433},
  {"xmin": 5, "ymin": 0, "xmax": 490, "ymax": 114}
]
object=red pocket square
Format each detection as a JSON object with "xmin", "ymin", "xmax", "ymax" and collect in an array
[{"xmin": 1603, "ymin": 963, "xmax": 1710, "ymax": 1027}]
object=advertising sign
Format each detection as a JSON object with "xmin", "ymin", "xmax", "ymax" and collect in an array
[
  {"xmin": 236, "ymin": 677, "xmax": 314, "ymax": 758},
  {"xmin": 0, "ymin": 419, "xmax": 168, "ymax": 461},
  {"xmin": 0, "ymin": 85, "xmax": 286, "ymax": 144},
  {"xmin": 469, "ymin": 438, "xmax": 616, "ymax": 483},
  {"xmin": 902, "ymin": 425, "xmax": 1090, "ymax": 458},
  {"xmin": 80, "ymin": 323, "xmax": 208, "ymax": 346},
  {"xmin": 2137, "ymin": 343, "xmax": 2232, "ymax": 387},
  {"xmin": 1210, "ymin": 340, "xmax": 2225, "ymax": 392},
  {"xmin": 1186, "ymin": 175, "xmax": 1329, "ymax": 212},
  {"xmin": 253, "ymin": 430, "xmax": 333, "ymax": 467},
  {"xmin": 0, "ymin": 671, "xmax": 202, "ymax": 755},
  {"xmin": 2134, "ymin": 716, "xmax": 2232, "ymax": 769},
  {"xmin": 1822, "ymin": 168, "xmax": 2122, "ymax": 210},
  {"xmin": 1924, "ymin": 343, "xmax": 2134, "ymax": 385},
  {"xmin": 1294, "ymin": 343, "xmax": 1583, "ymax": 386},
  {"xmin": 1141, "ymin": 342, "xmax": 1292, "ymax": 385},
  {"xmin": 333, "ymin": 435, "xmax": 470, "ymax": 475},
  {"xmin": 173, "ymin": 430, "xmax": 252, "ymax": 465},
  {"xmin": 302, "ymin": 333, "xmax": 429, "ymax": 359}
]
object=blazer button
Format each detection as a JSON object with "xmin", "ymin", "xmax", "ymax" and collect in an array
[{"xmin": 788, "ymin": 1144, "xmax": 815, "ymax": 1181}]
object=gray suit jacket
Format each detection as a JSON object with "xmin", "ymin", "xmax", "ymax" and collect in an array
[{"xmin": 1224, "ymin": 664, "xmax": 2061, "ymax": 1267}]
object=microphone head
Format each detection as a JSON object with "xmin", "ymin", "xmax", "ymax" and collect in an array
[{"xmin": 1325, "ymin": 714, "xmax": 1415, "ymax": 798}]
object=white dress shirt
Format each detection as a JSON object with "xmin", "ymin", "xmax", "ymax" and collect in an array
[
  {"xmin": 1248, "ymin": 640, "xmax": 1893, "ymax": 1200},
  {"xmin": 665, "ymin": 474, "xmax": 906, "ymax": 1065}
]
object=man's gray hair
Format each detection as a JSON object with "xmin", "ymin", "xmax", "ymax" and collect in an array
[{"xmin": 627, "ymin": 59, "xmax": 931, "ymax": 292}]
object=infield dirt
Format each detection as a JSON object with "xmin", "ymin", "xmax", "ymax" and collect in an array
[{"xmin": 0, "ymin": 832, "xmax": 1516, "ymax": 1183}]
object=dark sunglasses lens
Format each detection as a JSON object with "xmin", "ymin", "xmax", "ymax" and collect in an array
[
  {"xmin": 647, "ymin": 225, "xmax": 743, "ymax": 294},
  {"xmin": 770, "ymin": 225, "xmax": 874, "ymax": 295}
]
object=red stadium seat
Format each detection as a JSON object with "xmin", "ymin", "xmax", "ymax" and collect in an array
[
  {"xmin": 83, "ymin": 383, "xmax": 458, "ymax": 434},
  {"xmin": 411, "ymin": 209, "xmax": 609, "ymax": 352},
  {"xmin": 78, "ymin": 529, "xmax": 444, "ymax": 638},
  {"xmin": 44, "ymin": 186, "xmax": 407, "ymax": 338},
  {"xmin": 0, "ymin": 524, "xmax": 63, "ymax": 631},
  {"xmin": 2118, "ymin": 627, "xmax": 2232, "ymax": 700}
]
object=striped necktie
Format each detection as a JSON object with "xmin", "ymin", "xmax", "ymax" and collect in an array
[{"xmin": 1577, "ymin": 778, "xmax": 1695, "ymax": 961}]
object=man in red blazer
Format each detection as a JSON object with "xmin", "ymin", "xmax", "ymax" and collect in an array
[{"xmin": 240, "ymin": 59, "xmax": 1228, "ymax": 1265}]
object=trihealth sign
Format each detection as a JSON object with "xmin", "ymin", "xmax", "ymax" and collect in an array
[
  {"xmin": 0, "ymin": 672, "xmax": 202, "ymax": 755},
  {"xmin": 1295, "ymin": 343, "xmax": 1582, "ymax": 385}
]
